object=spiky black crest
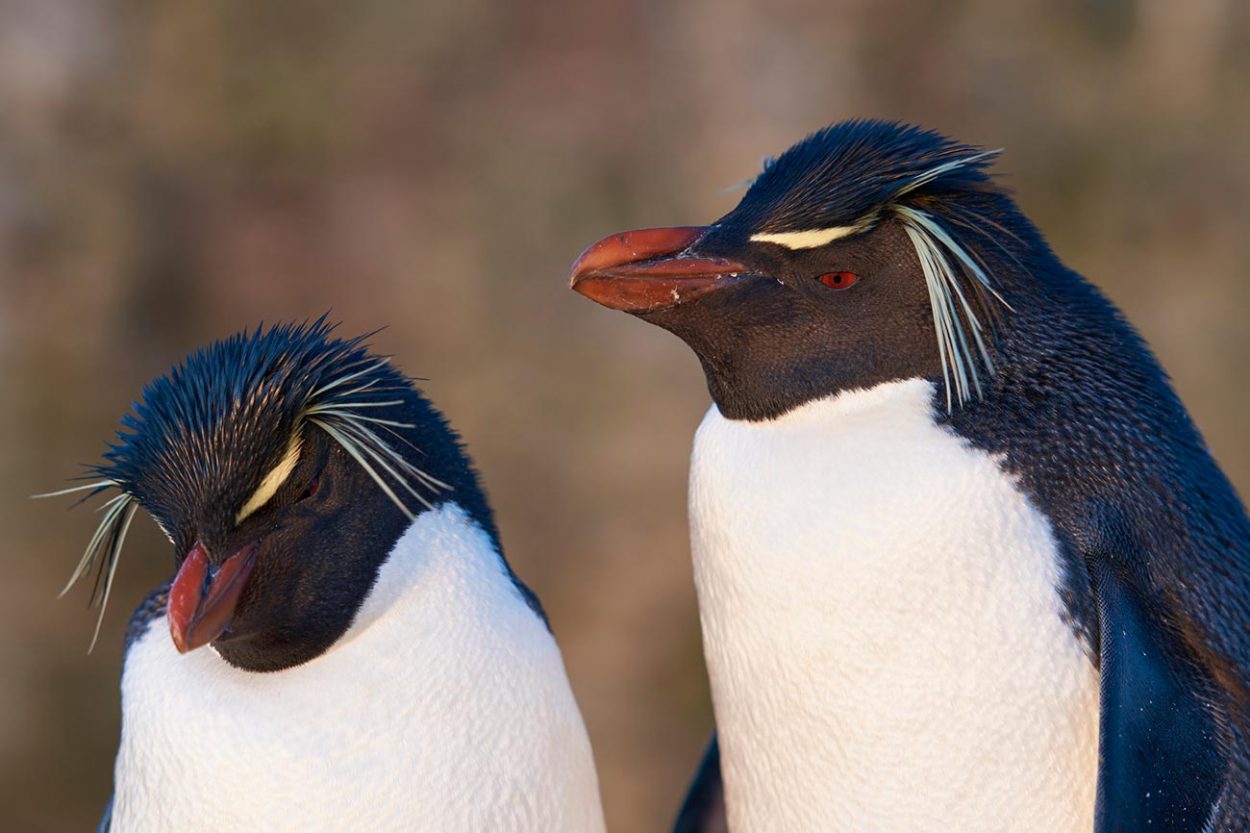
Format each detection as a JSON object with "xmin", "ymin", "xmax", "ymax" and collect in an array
[
  {"xmin": 734, "ymin": 119, "xmax": 1001, "ymax": 234},
  {"xmin": 40, "ymin": 316, "xmax": 451, "ymax": 649},
  {"xmin": 99, "ymin": 318, "xmax": 394, "ymax": 514}
]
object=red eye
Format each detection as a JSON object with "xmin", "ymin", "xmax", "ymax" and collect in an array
[{"xmin": 818, "ymin": 271, "xmax": 858, "ymax": 290}]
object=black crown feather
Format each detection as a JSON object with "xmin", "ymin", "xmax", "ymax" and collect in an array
[{"xmin": 739, "ymin": 119, "xmax": 1001, "ymax": 234}]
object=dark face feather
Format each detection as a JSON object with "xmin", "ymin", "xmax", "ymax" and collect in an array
[
  {"xmin": 53, "ymin": 318, "xmax": 508, "ymax": 671},
  {"xmin": 644, "ymin": 216, "xmax": 959, "ymax": 420},
  {"xmin": 570, "ymin": 119, "xmax": 1024, "ymax": 420}
]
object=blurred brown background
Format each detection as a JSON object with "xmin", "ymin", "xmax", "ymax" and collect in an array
[{"xmin": 2, "ymin": 1, "xmax": 1248, "ymax": 830}]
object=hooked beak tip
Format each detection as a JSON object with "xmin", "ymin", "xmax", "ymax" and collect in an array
[{"xmin": 170, "ymin": 625, "xmax": 191, "ymax": 654}]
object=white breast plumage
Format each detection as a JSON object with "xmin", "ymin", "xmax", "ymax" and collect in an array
[
  {"xmin": 689, "ymin": 378, "xmax": 1099, "ymax": 832},
  {"xmin": 110, "ymin": 503, "xmax": 606, "ymax": 833}
]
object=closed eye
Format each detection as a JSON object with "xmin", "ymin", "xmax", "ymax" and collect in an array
[
  {"xmin": 296, "ymin": 475, "xmax": 320, "ymax": 502},
  {"xmin": 235, "ymin": 435, "xmax": 303, "ymax": 524}
]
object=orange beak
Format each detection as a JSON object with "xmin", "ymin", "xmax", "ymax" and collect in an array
[
  {"xmin": 167, "ymin": 540, "xmax": 258, "ymax": 654},
  {"xmin": 568, "ymin": 226, "xmax": 752, "ymax": 313}
]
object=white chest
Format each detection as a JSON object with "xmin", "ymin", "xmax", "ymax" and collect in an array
[
  {"xmin": 689, "ymin": 379, "xmax": 1099, "ymax": 833},
  {"xmin": 111, "ymin": 504, "xmax": 606, "ymax": 833}
]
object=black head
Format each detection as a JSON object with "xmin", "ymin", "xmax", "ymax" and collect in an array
[
  {"xmin": 55, "ymin": 319, "xmax": 500, "ymax": 672},
  {"xmin": 571, "ymin": 120, "xmax": 1053, "ymax": 421}
]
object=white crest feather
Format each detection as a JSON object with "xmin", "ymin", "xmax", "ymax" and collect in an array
[
  {"xmin": 895, "ymin": 203, "xmax": 1006, "ymax": 411},
  {"xmin": 302, "ymin": 359, "xmax": 449, "ymax": 521},
  {"xmin": 33, "ymin": 481, "xmax": 139, "ymax": 652}
]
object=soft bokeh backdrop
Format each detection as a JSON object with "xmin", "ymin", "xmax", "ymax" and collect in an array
[{"xmin": 3, "ymin": 1, "xmax": 1248, "ymax": 830}]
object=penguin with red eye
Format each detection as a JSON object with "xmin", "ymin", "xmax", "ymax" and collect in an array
[{"xmin": 571, "ymin": 120, "xmax": 1250, "ymax": 833}]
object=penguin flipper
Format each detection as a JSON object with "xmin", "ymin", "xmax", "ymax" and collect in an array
[
  {"xmin": 672, "ymin": 734, "xmax": 727, "ymax": 833},
  {"xmin": 1087, "ymin": 522, "xmax": 1228, "ymax": 832},
  {"xmin": 96, "ymin": 794, "xmax": 113, "ymax": 833},
  {"xmin": 123, "ymin": 581, "xmax": 170, "ymax": 654}
]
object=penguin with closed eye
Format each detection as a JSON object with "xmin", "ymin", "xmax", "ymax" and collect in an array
[
  {"xmin": 571, "ymin": 119, "xmax": 1250, "ymax": 833},
  {"xmin": 48, "ymin": 319, "xmax": 607, "ymax": 833}
]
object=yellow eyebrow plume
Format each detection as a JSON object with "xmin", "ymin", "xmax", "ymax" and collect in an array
[
  {"xmin": 236, "ymin": 433, "xmax": 303, "ymax": 523},
  {"xmin": 749, "ymin": 226, "xmax": 862, "ymax": 250}
]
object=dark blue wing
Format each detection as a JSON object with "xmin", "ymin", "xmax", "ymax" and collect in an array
[
  {"xmin": 1085, "ymin": 513, "xmax": 1228, "ymax": 832},
  {"xmin": 672, "ymin": 734, "xmax": 727, "ymax": 833}
]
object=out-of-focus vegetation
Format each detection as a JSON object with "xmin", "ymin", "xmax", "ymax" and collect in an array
[{"xmin": 2, "ymin": 1, "xmax": 1248, "ymax": 830}]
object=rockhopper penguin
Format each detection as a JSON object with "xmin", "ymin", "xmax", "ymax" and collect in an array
[
  {"xmin": 570, "ymin": 120, "xmax": 1250, "ymax": 832},
  {"xmin": 47, "ymin": 320, "xmax": 606, "ymax": 833}
]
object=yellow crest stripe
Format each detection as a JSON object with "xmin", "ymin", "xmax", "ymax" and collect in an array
[
  {"xmin": 749, "ymin": 226, "xmax": 861, "ymax": 250},
  {"xmin": 236, "ymin": 433, "xmax": 303, "ymax": 523}
]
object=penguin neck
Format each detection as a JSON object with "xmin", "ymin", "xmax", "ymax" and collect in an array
[
  {"xmin": 112, "ymin": 503, "xmax": 606, "ymax": 833},
  {"xmin": 690, "ymin": 331, "xmax": 937, "ymax": 423},
  {"xmin": 339, "ymin": 501, "xmax": 536, "ymax": 643}
]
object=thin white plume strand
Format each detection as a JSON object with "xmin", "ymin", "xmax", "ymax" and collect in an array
[
  {"xmin": 305, "ymin": 408, "xmax": 449, "ymax": 517},
  {"xmin": 895, "ymin": 149, "xmax": 1002, "ymax": 197},
  {"xmin": 303, "ymin": 362, "xmax": 451, "ymax": 519},
  {"xmin": 91, "ymin": 500, "xmax": 138, "ymax": 652},
  {"xmin": 31, "ymin": 479, "xmax": 118, "ymax": 499},
  {"xmin": 32, "ymin": 482, "xmax": 139, "ymax": 652},
  {"xmin": 895, "ymin": 202, "xmax": 1008, "ymax": 412}
]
